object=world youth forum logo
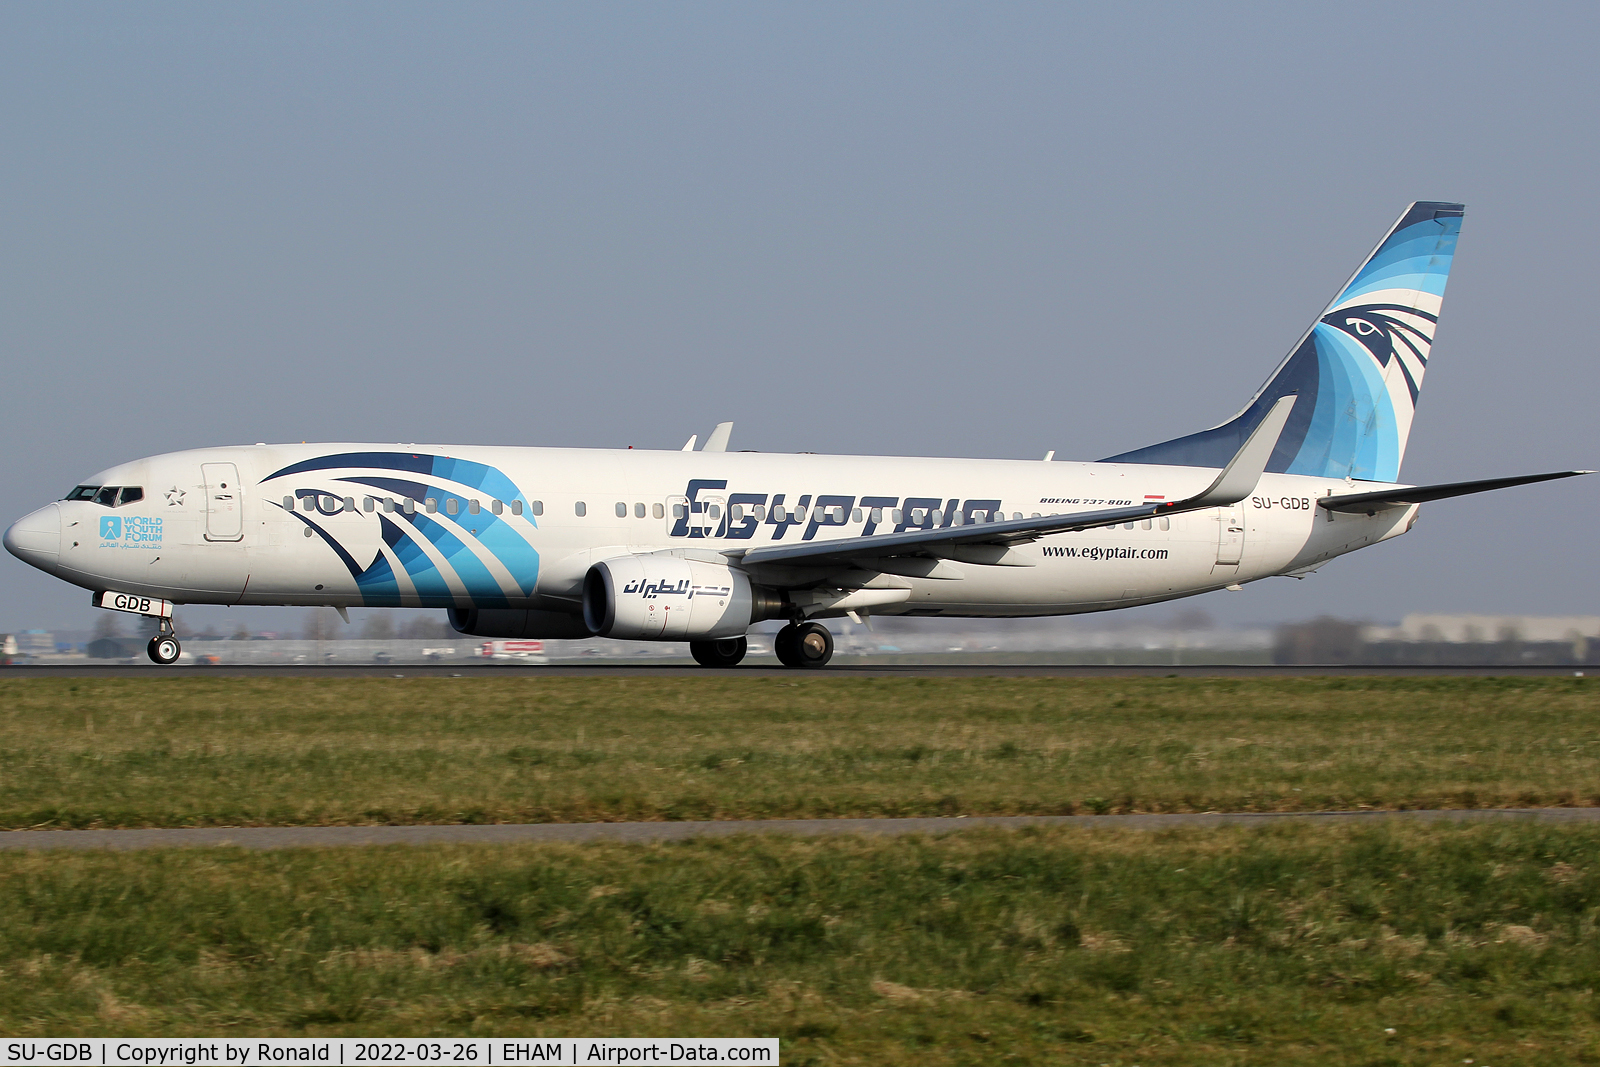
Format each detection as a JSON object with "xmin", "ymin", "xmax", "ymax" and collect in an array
[{"xmin": 100, "ymin": 516, "xmax": 122, "ymax": 540}]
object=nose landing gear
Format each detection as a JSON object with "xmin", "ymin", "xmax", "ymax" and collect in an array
[
  {"xmin": 774, "ymin": 621, "xmax": 833, "ymax": 669},
  {"xmin": 147, "ymin": 617, "xmax": 181, "ymax": 665}
]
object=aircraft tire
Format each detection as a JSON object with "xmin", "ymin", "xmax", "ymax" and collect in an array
[
  {"xmin": 773, "ymin": 624, "xmax": 802, "ymax": 667},
  {"xmin": 690, "ymin": 636, "xmax": 747, "ymax": 668},
  {"xmin": 791, "ymin": 622, "xmax": 833, "ymax": 668},
  {"xmin": 148, "ymin": 635, "xmax": 181, "ymax": 665}
]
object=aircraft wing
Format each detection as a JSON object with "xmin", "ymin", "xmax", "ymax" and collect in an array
[
  {"xmin": 1318, "ymin": 469, "xmax": 1594, "ymax": 514},
  {"xmin": 730, "ymin": 395, "xmax": 1297, "ymax": 570}
]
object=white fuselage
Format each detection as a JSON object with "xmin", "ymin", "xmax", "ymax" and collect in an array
[{"xmin": 9, "ymin": 443, "xmax": 1416, "ymax": 623}]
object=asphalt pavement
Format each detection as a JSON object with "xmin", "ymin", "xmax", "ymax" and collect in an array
[
  {"xmin": 3, "ymin": 662, "xmax": 1593, "ymax": 679},
  {"xmin": 2, "ymin": 809, "xmax": 1597, "ymax": 851}
]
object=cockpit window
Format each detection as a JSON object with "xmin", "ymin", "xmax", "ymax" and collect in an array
[{"xmin": 70, "ymin": 485, "xmax": 146, "ymax": 507}]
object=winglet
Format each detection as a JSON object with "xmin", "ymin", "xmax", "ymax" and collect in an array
[
  {"xmin": 702, "ymin": 422, "xmax": 734, "ymax": 452},
  {"xmin": 680, "ymin": 435, "xmax": 698, "ymax": 452},
  {"xmin": 1182, "ymin": 394, "xmax": 1297, "ymax": 509}
]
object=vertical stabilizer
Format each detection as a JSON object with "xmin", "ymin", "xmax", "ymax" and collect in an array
[{"xmin": 1102, "ymin": 202, "xmax": 1463, "ymax": 482}]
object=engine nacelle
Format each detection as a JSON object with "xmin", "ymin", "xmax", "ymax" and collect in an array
[
  {"xmin": 583, "ymin": 555, "xmax": 784, "ymax": 640},
  {"xmin": 449, "ymin": 607, "xmax": 592, "ymax": 640}
]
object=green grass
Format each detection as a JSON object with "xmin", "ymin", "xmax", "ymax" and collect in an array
[
  {"xmin": 0, "ymin": 821, "xmax": 1598, "ymax": 1062},
  {"xmin": 1, "ymin": 676, "xmax": 1598, "ymax": 827}
]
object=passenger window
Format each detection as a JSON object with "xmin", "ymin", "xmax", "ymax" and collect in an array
[
  {"xmin": 94, "ymin": 486, "xmax": 119, "ymax": 506},
  {"xmin": 793, "ymin": 507, "xmax": 807, "ymax": 522},
  {"xmin": 403, "ymin": 498, "xmax": 416, "ymax": 515},
  {"xmin": 892, "ymin": 509, "xmax": 903, "ymax": 524},
  {"xmin": 445, "ymin": 498, "xmax": 459, "ymax": 515},
  {"xmin": 708, "ymin": 504, "xmax": 721, "ymax": 519},
  {"xmin": 282, "ymin": 496, "xmax": 295, "ymax": 510},
  {"xmin": 1159, "ymin": 517, "xmax": 1170, "ymax": 531},
  {"xmin": 771, "ymin": 505, "xmax": 786, "ymax": 522},
  {"xmin": 929, "ymin": 509, "xmax": 942, "ymax": 525},
  {"xmin": 615, "ymin": 502, "xmax": 627, "ymax": 518},
  {"xmin": 869, "ymin": 508, "xmax": 882, "ymax": 523},
  {"xmin": 1123, "ymin": 522, "xmax": 1134, "ymax": 530},
  {"xmin": 468, "ymin": 499, "xmax": 481, "ymax": 515},
  {"xmin": 852, "ymin": 508, "xmax": 863, "ymax": 523},
  {"xmin": 635, "ymin": 502, "xmax": 646, "ymax": 518},
  {"xmin": 1141, "ymin": 519, "xmax": 1151, "ymax": 530},
  {"xmin": 491, "ymin": 499, "xmax": 503, "ymax": 515},
  {"xmin": 753, "ymin": 505, "xmax": 766, "ymax": 520},
  {"xmin": 510, "ymin": 500, "xmax": 522, "ymax": 516},
  {"xmin": 343, "ymin": 497, "xmax": 356, "ymax": 513},
  {"xmin": 425, "ymin": 498, "xmax": 438, "ymax": 514},
  {"xmin": 652, "ymin": 502, "xmax": 664, "ymax": 519},
  {"xmin": 66, "ymin": 485, "xmax": 100, "ymax": 501},
  {"xmin": 575, "ymin": 501, "xmax": 586, "ymax": 517},
  {"xmin": 384, "ymin": 498, "xmax": 396, "ymax": 513},
  {"xmin": 117, "ymin": 487, "xmax": 143, "ymax": 507},
  {"xmin": 303, "ymin": 497, "xmax": 316, "ymax": 512},
  {"xmin": 729, "ymin": 504, "xmax": 743, "ymax": 522},
  {"xmin": 672, "ymin": 503, "xmax": 687, "ymax": 520},
  {"xmin": 531, "ymin": 500, "xmax": 543, "ymax": 516},
  {"xmin": 911, "ymin": 509, "xmax": 926, "ymax": 524}
]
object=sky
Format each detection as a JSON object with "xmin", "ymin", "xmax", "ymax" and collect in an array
[{"xmin": 3, "ymin": 1, "xmax": 1597, "ymax": 635}]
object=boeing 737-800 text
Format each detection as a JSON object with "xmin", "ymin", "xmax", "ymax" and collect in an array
[{"xmin": 4, "ymin": 202, "xmax": 1588, "ymax": 666}]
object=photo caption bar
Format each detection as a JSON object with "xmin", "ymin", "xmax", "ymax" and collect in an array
[{"xmin": 2, "ymin": 1040, "xmax": 778, "ymax": 1066}]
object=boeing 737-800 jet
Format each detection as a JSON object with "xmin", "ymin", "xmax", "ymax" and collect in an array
[{"xmin": 4, "ymin": 202, "xmax": 1589, "ymax": 667}]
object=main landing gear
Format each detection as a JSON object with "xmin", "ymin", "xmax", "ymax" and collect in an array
[
  {"xmin": 147, "ymin": 617, "xmax": 181, "ymax": 665},
  {"xmin": 774, "ymin": 621, "xmax": 833, "ymax": 669},
  {"xmin": 690, "ymin": 636, "xmax": 748, "ymax": 668}
]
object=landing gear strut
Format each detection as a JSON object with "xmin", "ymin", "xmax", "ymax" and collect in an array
[
  {"xmin": 690, "ymin": 636, "xmax": 748, "ymax": 668},
  {"xmin": 774, "ymin": 621, "xmax": 833, "ymax": 669},
  {"xmin": 147, "ymin": 616, "xmax": 181, "ymax": 665}
]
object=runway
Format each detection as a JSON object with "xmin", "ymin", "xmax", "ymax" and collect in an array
[
  {"xmin": 2, "ymin": 808, "xmax": 1597, "ymax": 851},
  {"xmin": 2, "ymin": 662, "xmax": 1593, "ymax": 679}
]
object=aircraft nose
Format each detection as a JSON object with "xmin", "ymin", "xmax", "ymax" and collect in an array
[{"xmin": 3, "ymin": 504, "xmax": 60, "ymax": 570}]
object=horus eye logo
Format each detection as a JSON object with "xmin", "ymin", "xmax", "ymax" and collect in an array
[
  {"xmin": 100, "ymin": 516, "xmax": 122, "ymax": 540},
  {"xmin": 1323, "ymin": 303, "xmax": 1438, "ymax": 403}
]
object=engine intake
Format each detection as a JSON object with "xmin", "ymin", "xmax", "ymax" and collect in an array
[{"xmin": 583, "ymin": 555, "xmax": 784, "ymax": 640}]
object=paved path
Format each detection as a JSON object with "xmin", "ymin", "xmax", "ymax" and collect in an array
[
  {"xmin": 4, "ymin": 663, "xmax": 1594, "ymax": 679},
  {"xmin": 2, "ymin": 809, "xmax": 1597, "ymax": 851}
]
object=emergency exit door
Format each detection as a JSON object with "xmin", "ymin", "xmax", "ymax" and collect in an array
[{"xmin": 201, "ymin": 462, "xmax": 244, "ymax": 542}]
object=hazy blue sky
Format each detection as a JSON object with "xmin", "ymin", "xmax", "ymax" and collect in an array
[{"xmin": 3, "ymin": 2, "xmax": 1596, "ymax": 635}]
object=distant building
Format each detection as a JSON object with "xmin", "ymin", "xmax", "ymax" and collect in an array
[
  {"xmin": 87, "ymin": 637, "xmax": 144, "ymax": 659},
  {"xmin": 14, "ymin": 629, "xmax": 54, "ymax": 655},
  {"xmin": 1363, "ymin": 614, "xmax": 1600, "ymax": 645}
]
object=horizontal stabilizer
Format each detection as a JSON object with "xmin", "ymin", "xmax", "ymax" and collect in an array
[
  {"xmin": 734, "ymin": 397, "xmax": 1296, "ymax": 571},
  {"xmin": 1318, "ymin": 470, "xmax": 1593, "ymax": 514}
]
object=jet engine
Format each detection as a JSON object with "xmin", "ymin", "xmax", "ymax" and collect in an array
[
  {"xmin": 449, "ymin": 607, "xmax": 593, "ymax": 640},
  {"xmin": 583, "ymin": 555, "xmax": 785, "ymax": 640}
]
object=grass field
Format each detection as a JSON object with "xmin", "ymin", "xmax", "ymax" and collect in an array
[
  {"xmin": 0, "ymin": 676, "xmax": 1596, "ymax": 828},
  {"xmin": 0, "ymin": 820, "xmax": 1597, "ymax": 1062}
]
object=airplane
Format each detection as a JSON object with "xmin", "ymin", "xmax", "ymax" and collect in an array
[{"xmin": 4, "ymin": 202, "xmax": 1590, "ymax": 668}]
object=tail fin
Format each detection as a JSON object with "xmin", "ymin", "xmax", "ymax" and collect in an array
[{"xmin": 1102, "ymin": 201, "xmax": 1464, "ymax": 482}]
